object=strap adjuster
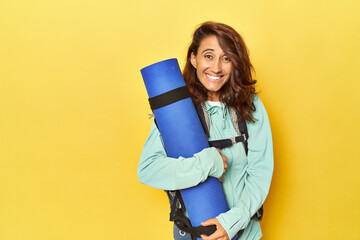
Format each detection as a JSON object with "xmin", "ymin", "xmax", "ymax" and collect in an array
[{"xmin": 241, "ymin": 133, "xmax": 247, "ymax": 141}]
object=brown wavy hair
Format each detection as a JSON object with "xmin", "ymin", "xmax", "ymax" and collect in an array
[{"xmin": 183, "ymin": 21, "xmax": 257, "ymax": 122}]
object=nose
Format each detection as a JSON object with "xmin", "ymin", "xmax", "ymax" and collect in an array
[{"xmin": 211, "ymin": 59, "xmax": 222, "ymax": 73}]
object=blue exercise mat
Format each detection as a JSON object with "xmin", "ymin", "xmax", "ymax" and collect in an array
[{"xmin": 141, "ymin": 58, "xmax": 237, "ymax": 240}]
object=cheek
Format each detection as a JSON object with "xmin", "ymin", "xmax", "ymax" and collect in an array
[
  {"xmin": 227, "ymin": 64, "xmax": 233, "ymax": 73},
  {"xmin": 196, "ymin": 60, "xmax": 210, "ymax": 70},
  {"xmin": 223, "ymin": 72, "xmax": 232, "ymax": 84},
  {"xmin": 225, "ymin": 67, "xmax": 233, "ymax": 79},
  {"xmin": 196, "ymin": 63, "xmax": 206, "ymax": 76},
  {"xmin": 196, "ymin": 70, "xmax": 202, "ymax": 80}
]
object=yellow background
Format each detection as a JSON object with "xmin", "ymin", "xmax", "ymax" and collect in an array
[{"xmin": 1, "ymin": 0, "xmax": 359, "ymax": 239}]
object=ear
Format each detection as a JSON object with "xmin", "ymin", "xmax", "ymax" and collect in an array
[{"xmin": 190, "ymin": 52, "xmax": 197, "ymax": 69}]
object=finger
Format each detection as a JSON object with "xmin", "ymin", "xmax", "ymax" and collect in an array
[
  {"xmin": 200, "ymin": 234, "xmax": 208, "ymax": 240},
  {"xmin": 223, "ymin": 163, "xmax": 228, "ymax": 172},
  {"xmin": 206, "ymin": 230, "xmax": 223, "ymax": 240},
  {"xmin": 208, "ymin": 226, "xmax": 229, "ymax": 240},
  {"xmin": 216, "ymin": 148, "xmax": 221, "ymax": 154},
  {"xmin": 223, "ymin": 160, "xmax": 228, "ymax": 169},
  {"xmin": 218, "ymin": 176, "xmax": 223, "ymax": 182},
  {"xmin": 201, "ymin": 218, "xmax": 219, "ymax": 226},
  {"xmin": 201, "ymin": 218, "xmax": 226, "ymax": 239},
  {"xmin": 222, "ymin": 156, "xmax": 227, "ymax": 163}
]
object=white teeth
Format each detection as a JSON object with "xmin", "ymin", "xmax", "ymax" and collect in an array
[{"xmin": 206, "ymin": 74, "xmax": 221, "ymax": 80}]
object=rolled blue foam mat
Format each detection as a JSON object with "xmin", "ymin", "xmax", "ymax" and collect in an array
[{"xmin": 141, "ymin": 59, "xmax": 237, "ymax": 240}]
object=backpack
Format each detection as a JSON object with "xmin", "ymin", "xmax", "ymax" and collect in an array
[{"xmin": 157, "ymin": 102, "xmax": 263, "ymax": 239}]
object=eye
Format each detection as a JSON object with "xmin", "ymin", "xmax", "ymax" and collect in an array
[
  {"xmin": 222, "ymin": 57, "xmax": 230, "ymax": 62},
  {"xmin": 204, "ymin": 54, "xmax": 213, "ymax": 59}
]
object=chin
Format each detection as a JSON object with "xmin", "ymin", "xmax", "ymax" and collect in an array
[{"xmin": 206, "ymin": 84, "xmax": 223, "ymax": 92}]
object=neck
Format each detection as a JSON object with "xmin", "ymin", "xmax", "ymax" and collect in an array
[{"xmin": 207, "ymin": 91, "xmax": 220, "ymax": 101}]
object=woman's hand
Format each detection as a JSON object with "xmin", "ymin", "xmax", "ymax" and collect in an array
[
  {"xmin": 217, "ymin": 148, "xmax": 227, "ymax": 182},
  {"xmin": 200, "ymin": 218, "xmax": 229, "ymax": 240}
]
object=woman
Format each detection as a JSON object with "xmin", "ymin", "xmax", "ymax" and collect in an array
[{"xmin": 138, "ymin": 21, "xmax": 273, "ymax": 240}]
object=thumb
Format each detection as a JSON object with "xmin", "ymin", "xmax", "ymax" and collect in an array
[{"xmin": 201, "ymin": 218, "xmax": 218, "ymax": 227}]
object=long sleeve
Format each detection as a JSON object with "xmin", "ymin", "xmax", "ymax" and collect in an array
[
  {"xmin": 216, "ymin": 96, "xmax": 274, "ymax": 239},
  {"xmin": 137, "ymin": 120, "xmax": 224, "ymax": 191}
]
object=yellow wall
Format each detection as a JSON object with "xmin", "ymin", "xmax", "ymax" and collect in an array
[{"xmin": 1, "ymin": 0, "xmax": 359, "ymax": 239}]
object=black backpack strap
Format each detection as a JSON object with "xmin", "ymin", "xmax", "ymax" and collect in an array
[
  {"xmin": 229, "ymin": 106, "xmax": 249, "ymax": 155},
  {"xmin": 195, "ymin": 102, "xmax": 210, "ymax": 138},
  {"xmin": 234, "ymin": 112, "xmax": 264, "ymax": 221},
  {"xmin": 208, "ymin": 136, "xmax": 246, "ymax": 149},
  {"xmin": 174, "ymin": 212, "xmax": 216, "ymax": 240},
  {"xmin": 253, "ymin": 205, "xmax": 263, "ymax": 221},
  {"xmin": 213, "ymin": 106, "xmax": 263, "ymax": 222},
  {"xmin": 169, "ymin": 191, "xmax": 216, "ymax": 240},
  {"xmin": 238, "ymin": 119, "xmax": 249, "ymax": 156},
  {"xmin": 166, "ymin": 190, "xmax": 179, "ymax": 221}
]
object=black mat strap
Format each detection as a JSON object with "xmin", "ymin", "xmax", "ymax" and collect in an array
[
  {"xmin": 148, "ymin": 86, "xmax": 191, "ymax": 110},
  {"xmin": 174, "ymin": 212, "xmax": 217, "ymax": 240}
]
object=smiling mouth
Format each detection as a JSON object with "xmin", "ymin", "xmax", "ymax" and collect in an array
[{"xmin": 206, "ymin": 74, "xmax": 222, "ymax": 80}]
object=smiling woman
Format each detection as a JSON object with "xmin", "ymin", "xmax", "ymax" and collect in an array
[
  {"xmin": 183, "ymin": 22, "xmax": 257, "ymax": 123},
  {"xmin": 138, "ymin": 21, "xmax": 273, "ymax": 240}
]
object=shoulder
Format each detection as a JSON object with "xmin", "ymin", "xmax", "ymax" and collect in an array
[
  {"xmin": 250, "ymin": 95, "xmax": 270, "ymax": 125},
  {"xmin": 252, "ymin": 94, "xmax": 264, "ymax": 110}
]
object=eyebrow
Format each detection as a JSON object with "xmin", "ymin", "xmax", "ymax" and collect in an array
[{"xmin": 201, "ymin": 48, "xmax": 214, "ymax": 53}]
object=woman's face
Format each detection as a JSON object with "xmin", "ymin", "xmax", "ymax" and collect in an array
[{"xmin": 190, "ymin": 35, "xmax": 232, "ymax": 101}]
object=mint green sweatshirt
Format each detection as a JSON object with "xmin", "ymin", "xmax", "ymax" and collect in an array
[{"xmin": 138, "ymin": 95, "xmax": 273, "ymax": 240}]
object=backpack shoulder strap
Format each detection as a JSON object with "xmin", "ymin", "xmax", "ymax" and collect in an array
[
  {"xmin": 238, "ymin": 118, "xmax": 249, "ymax": 156},
  {"xmin": 195, "ymin": 102, "xmax": 210, "ymax": 138},
  {"xmin": 229, "ymin": 107, "xmax": 249, "ymax": 155},
  {"xmin": 196, "ymin": 104, "xmax": 249, "ymax": 152},
  {"xmin": 228, "ymin": 107, "xmax": 241, "ymax": 135}
]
